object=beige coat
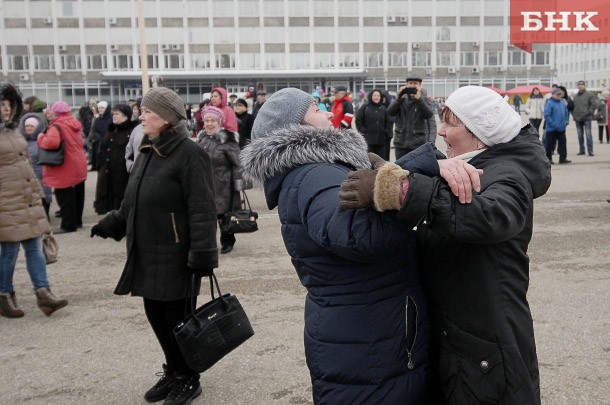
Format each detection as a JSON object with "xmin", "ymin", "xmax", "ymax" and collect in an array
[{"xmin": 0, "ymin": 125, "xmax": 50, "ymax": 242}]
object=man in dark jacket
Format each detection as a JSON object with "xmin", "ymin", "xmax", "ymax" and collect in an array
[
  {"xmin": 387, "ymin": 77, "xmax": 434, "ymax": 160},
  {"xmin": 572, "ymin": 80, "xmax": 597, "ymax": 156}
]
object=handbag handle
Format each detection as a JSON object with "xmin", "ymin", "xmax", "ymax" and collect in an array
[{"xmin": 186, "ymin": 272, "xmax": 225, "ymax": 316}]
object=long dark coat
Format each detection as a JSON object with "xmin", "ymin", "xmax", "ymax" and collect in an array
[
  {"xmin": 395, "ymin": 127, "xmax": 551, "ymax": 404},
  {"xmin": 388, "ymin": 93, "xmax": 434, "ymax": 150},
  {"xmin": 196, "ymin": 129, "xmax": 241, "ymax": 215},
  {"xmin": 240, "ymin": 125, "xmax": 432, "ymax": 404},
  {"xmin": 95, "ymin": 126, "xmax": 218, "ymax": 300},
  {"xmin": 94, "ymin": 119, "xmax": 138, "ymax": 214},
  {"xmin": 355, "ymin": 93, "xmax": 391, "ymax": 146}
]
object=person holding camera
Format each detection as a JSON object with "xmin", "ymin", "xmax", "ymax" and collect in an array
[{"xmin": 387, "ymin": 77, "xmax": 434, "ymax": 160}]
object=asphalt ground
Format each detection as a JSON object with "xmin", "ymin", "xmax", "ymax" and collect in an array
[{"xmin": 1, "ymin": 117, "xmax": 609, "ymax": 404}]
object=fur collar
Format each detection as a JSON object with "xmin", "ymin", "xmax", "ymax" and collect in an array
[
  {"xmin": 240, "ymin": 124, "xmax": 371, "ymax": 183},
  {"xmin": 197, "ymin": 129, "xmax": 238, "ymax": 145}
]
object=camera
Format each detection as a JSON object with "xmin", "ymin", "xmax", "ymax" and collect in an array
[{"xmin": 400, "ymin": 87, "xmax": 418, "ymax": 98}]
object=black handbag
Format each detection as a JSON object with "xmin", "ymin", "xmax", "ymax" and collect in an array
[
  {"xmin": 37, "ymin": 124, "xmax": 65, "ymax": 166},
  {"xmin": 220, "ymin": 190, "xmax": 258, "ymax": 234},
  {"xmin": 174, "ymin": 273, "xmax": 254, "ymax": 373}
]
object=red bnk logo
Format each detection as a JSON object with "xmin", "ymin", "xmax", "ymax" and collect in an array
[{"xmin": 510, "ymin": 0, "xmax": 610, "ymax": 52}]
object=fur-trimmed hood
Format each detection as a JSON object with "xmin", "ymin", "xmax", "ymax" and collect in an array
[
  {"xmin": 1, "ymin": 83, "xmax": 24, "ymax": 129},
  {"xmin": 18, "ymin": 112, "xmax": 47, "ymax": 141},
  {"xmin": 240, "ymin": 124, "xmax": 371, "ymax": 184}
]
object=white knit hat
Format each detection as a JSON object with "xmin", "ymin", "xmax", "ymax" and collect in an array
[{"xmin": 444, "ymin": 86, "xmax": 521, "ymax": 146}]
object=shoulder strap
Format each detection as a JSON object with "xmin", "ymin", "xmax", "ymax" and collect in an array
[{"xmin": 49, "ymin": 123, "xmax": 62, "ymax": 140}]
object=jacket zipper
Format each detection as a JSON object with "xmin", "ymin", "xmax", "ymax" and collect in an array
[
  {"xmin": 405, "ymin": 296, "xmax": 419, "ymax": 370},
  {"xmin": 170, "ymin": 213, "xmax": 180, "ymax": 243}
]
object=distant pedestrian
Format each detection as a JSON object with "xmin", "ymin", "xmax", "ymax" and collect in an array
[
  {"xmin": 37, "ymin": 101, "xmax": 88, "ymax": 233},
  {"xmin": 330, "ymin": 85, "xmax": 354, "ymax": 129},
  {"xmin": 1, "ymin": 83, "xmax": 68, "ymax": 319},
  {"xmin": 88, "ymin": 101, "xmax": 112, "ymax": 170},
  {"xmin": 233, "ymin": 98, "xmax": 254, "ymax": 148},
  {"xmin": 513, "ymin": 93, "xmax": 522, "ymax": 113},
  {"xmin": 94, "ymin": 104, "xmax": 138, "ymax": 215},
  {"xmin": 355, "ymin": 88, "xmax": 391, "ymax": 158},
  {"xmin": 209, "ymin": 86, "xmax": 238, "ymax": 132},
  {"xmin": 572, "ymin": 80, "xmax": 597, "ymax": 156},
  {"xmin": 544, "ymin": 87, "xmax": 571, "ymax": 164},
  {"xmin": 525, "ymin": 87, "xmax": 545, "ymax": 135},
  {"xmin": 311, "ymin": 91, "xmax": 327, "ymax": 112},
  {"xmin": 595, "ymin": 90, "xmax": 608, "ymax": 144},
  {"xmin": 18, "ymin": 113, "xmax": 52, "ymax": 218}
]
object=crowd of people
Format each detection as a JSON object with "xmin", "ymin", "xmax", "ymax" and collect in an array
[{"xmin": 1, "ymin": 77, "xmax": 607, "ymax": 405}]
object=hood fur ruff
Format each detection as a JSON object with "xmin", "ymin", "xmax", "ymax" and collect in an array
[{"xmin": 240, "ymin": 124, "xmax": 371, "ymax": 184}]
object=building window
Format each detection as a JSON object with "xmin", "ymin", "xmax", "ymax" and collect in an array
[
  {"xmin": 533, "ymin": 50, "xmax": 549, "ymax": 65},
  {"xmin": 113, "ymin": 54, "xmax": 133, "ymax": 70},
  {"xmin": 32, "ymin": 55, "xmax": 54, "ymax": 70},
  {"xmin": 191, "ymin": 54, "xmax": 210, "ymax": 69},
  {"xmin": 265, "ymin": 53, "xmax": 285, "ymax": 69},
  {"xmin": 239, "ymin": 53, "xmax": 260, "ymax": 69},
  {"xmin": 460, "ymin": 51, "xmax": 479, "ymax": 66},
  {"xmin": 87, "ymin": 55, "xmax": 107, "ymax": 70},
  {"xmin": 165, "ymin": 54, "xmax": 184, "ymax": 69},
  {"xmin": 339, "ymin": 52, "xmax": 359, "ymax": 68},
  {"xmin": 263, "ymin": 0, "xmax": 284, "ymax": 17},
  {"xmin": 389, "ymin": 52, "xmax": 408, "ymax": 67},
  {"xmin": 147, "ymin": 54, "xmax": 160, "ymax": 69},
  {"xmin": 436, "ymin": 27, "xmax": 452, "ymax": 41},
  {"xmin": 485, "ymin": 51, "xmax": 502, "ymax": 66},
  {"xmin": 412, "ymin": 52, "xmax": 431, "ymax": 67},
  {"xmin": 436, "ymin": 51, "xmax": 456, "ymax": 66},
  {"xmin": 315, "ymin": 53, "xmax": 334, "ymax": 68},
  {"xmin": 365, "ymin": 52, "xmax": 383, "ymax": 67},
  {"xmin": 290, "ymin": 53, "xmax": 309, "ymax": 69},
  {"xmin": 8, "ymin": 55, "xmax": 30, "ymax": 70},
  {"xmin": 216, "ymin": 54, "xmax": 235, "ymax": 69},
  {"xmin": 288, "ymin": 1, "xmax": 309, "ymax": 17},
  {"xmin": 509, "ymin": 51, "xmax": 524, "ymax": 65},
  {"xmin": 61, "ymin": 55, "xmax": 81, "ymax": 70}
]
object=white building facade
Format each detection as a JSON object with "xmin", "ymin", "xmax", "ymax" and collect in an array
[{"xmin": 0, "ymin": 0, "xmax": 573, "ymax": 105}]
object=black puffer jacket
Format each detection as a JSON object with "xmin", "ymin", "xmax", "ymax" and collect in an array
[
  {"xmin": 241, "ymin": 125, "xmax": 432, "ymax": 404},
  {"xmin": 95, "ymin": 126, "xmax": 218, "ymax": 300},
  {"xmin": 396, "ymin": 126, "xmax": 551, "ymax": 404}
]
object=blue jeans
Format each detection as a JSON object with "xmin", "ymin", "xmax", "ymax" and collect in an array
[
  {"xmin": 0, "ymin": 237, "xmax": 49, "ymax": 293},
  {"xmin": 575, "ymin": 120, "xmax": 593, "ymax": 154}
]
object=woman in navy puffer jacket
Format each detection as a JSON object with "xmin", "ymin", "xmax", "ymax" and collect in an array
[{"xmin": 240, "ymin": 88, "xmax": 433, "ymax": 404}]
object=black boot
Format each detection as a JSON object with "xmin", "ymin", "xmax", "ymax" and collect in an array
[
  {"xmin": 144, "ymin": 364, "xmax": 175, "ymax": 403},
  {"xmin": 163, "ymin": 375, "xmax": 201, "ymax": 405}
]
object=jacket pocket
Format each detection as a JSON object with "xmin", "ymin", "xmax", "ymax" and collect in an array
[
  {"xmin": 439, "ymin": 319, "xmax": 506, "ymax": 405},
  {"xmin": 170, "ymin": 213, "xmax": 180, "ymax": 243}
]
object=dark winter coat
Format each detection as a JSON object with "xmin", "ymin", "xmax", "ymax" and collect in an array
[
  {"xmin": 89, "ymin": 108, "xmax": 112, "ymax": 142},
  {"xmin": 235, "ymin": 111, "xmax": 254, "ymax": 148},
  {"xmin": 395, "ymin": 126, "xmax": 551, "ymax": 405},
  {"xmin": 240, "ymin": 125, "xmax": 432, "ymax": 404},
  {"xmin": 18, "ymin": 112, "xmax": 52, "ymax": 204},
  {"xmin": 197, "ymin": 129, "xmax": 241, "ymax": 215},
  {"xmin": 94, "ymin": 118, "xmax": 139, "ymax": 214},
  {"xmin": 355, "ymin": 92, "xmax": 391, "ymax": 147},
  {"xmin": 79, "ymin": 106, "xmax": 94, "ymax": 138},
  {"xmin": 388, "ymin": 92, "xmax": 434, "ymax": 150},
  {"xmin": 95, "ymin": 125, "xmax": 218, "ymax": 300},
  {"xmin": 572, "ymin": 90, "xmax": 597, "ymax": 121}
]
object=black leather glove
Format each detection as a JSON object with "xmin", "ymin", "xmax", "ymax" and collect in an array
[
  {"xmin": 90, "ymin": 224, "xmax": 109, "ymax": 239},
  {"xmin": 339, "ymin": 169, "xmax": 378, "ymax": 209},
  {"xmin": 191, "ymin": 268, "xmax": 214, "ymax": 278}
]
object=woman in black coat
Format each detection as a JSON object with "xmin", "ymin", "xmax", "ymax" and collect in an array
[
  {"xmin": 88, "ymin": 101, "xmax": 112, "ymax": 170},
  {"xmin": 94, "ymin": 104, "xmax": 138, "ymax": 215},
  {"xmin": 91, "ymin": 87, "xmax": 218, "ymax": 405},
  {"xmin": 355, "ymin": 89, "xmax": 392, "ymax": 158}
]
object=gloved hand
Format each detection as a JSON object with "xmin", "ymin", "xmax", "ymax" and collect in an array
[
  {"xmin": 339, "ymin": 169, "xmax": 378, "ymax": 209},
  {"xmin": 368, "ymin": 152, "xmax": 387, "ymax": 170},
  {"xmin": 90, "ymin": 224, "xmax": 108, "ymax": 239},
  {"xmin": 190, "ymin": 268, "xmax": 214, "ymax": 278}
]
